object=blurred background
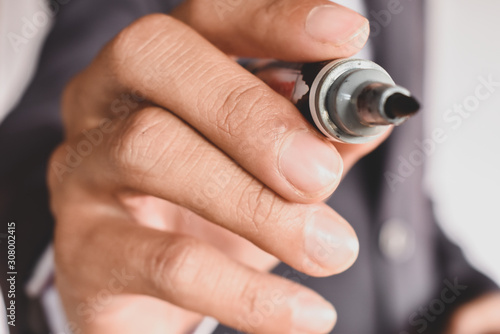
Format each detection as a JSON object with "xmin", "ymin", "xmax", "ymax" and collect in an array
[{"xmin": 425, "ymin": 0, "xmax": 500, "ymax": 285}]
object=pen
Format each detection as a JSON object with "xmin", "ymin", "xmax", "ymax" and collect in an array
[{"xmin": 247, "ymin": 59, "xmax": 420, "ymax": 144}]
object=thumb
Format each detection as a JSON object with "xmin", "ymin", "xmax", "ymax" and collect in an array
[{"xmin": 171, "ymin": 0, "xmax": 369, "ymax": 61}]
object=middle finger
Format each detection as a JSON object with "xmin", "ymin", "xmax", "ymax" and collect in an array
[{"xmin": 92, "ymin": 106, "xmax": 358, "ymax": 277}]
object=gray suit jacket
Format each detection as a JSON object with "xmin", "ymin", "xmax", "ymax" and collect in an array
[{"xmin": 0, "ymin": 0, "xmax": 496, "ymax": 333}]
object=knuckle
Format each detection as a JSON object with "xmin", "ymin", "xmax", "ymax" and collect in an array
[
  {"xmin": 60, "ymin": 74, "xmax": 91, "ymax": 136},
  {"xmin": 111, "ymin": 14, "xmax": 170, "ymax": 58},
  {"xmin": 109, "ymin": 111, "xmax": 147, "ymax": 173},
  {"xmin": 47, "ymin": 145, "xmax": 69, "ymax": 189},
  {"xmin": 238, "ymin": 277, "xmax": 261, "ymax": 319},
  {"xmin": 109, "ymin": 109, "xmax": 161, "ymax": 175},
  {"xmin": 237, "ymin": 276, "xmax": 298, "ymax": 332},
  {"xmin": 210, "ymin": 80, "xmax": 274, "ymax": 138},
  {"xmin": 234, "ymin": 181, "xmax": 285, "ymax": 234},
  {"xmin": 47, "ymin": 142, "xmax": 88, "ymax": 195},
  {"xmin": 148, "ymin": 238, "xmax": 202, "ymax": 295},
  {"xmin": 107, "ymin": 14, "xmax": 187, "ymax": 85},
  {"xmin": 108, "ymin": 108, "xmax": 193, "ymax": 185}
]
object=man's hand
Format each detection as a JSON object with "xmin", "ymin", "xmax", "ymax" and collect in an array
[
  {"xmin": 48, "ymin": 2, "xmax": 377, "ymax": 333},
  {"xmin": 447, "ymin": 292, "xmax": 500, "ymax": 334}
]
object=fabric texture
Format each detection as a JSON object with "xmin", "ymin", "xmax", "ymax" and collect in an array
[{"xmin": 0, "ymin": 0, "xmax": 52, "ymax": 124}]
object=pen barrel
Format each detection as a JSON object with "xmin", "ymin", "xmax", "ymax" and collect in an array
[
  {"xmin": 245, "ymin": 60, "xmax": 323, "ymax": 132},
  {"xmin": 247, "ymin": 59, "xmax": 419, "ymax": 144}
]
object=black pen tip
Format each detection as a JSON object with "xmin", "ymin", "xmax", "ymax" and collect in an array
[{"xmin": 384, "ymin": 93, "xmax": 420, "ymax": 119}]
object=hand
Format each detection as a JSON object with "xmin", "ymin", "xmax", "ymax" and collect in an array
[
  {"xmin": 447, "ymin": 292, "xmax": 500, "ymax": 334},
  {"xmin": 48, "ymin": 2, "xmax": 379, "ymax": 333}
]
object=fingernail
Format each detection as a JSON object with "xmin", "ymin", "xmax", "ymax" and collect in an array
[
  {"xmin": 306, "ymin": 5, "xmax": 369, "ymax": 45},
  {"xmin": 290, "ymin": 291, "xmax": 337, "ymax": 333},
  {"xmin": 279, "ymin": 131, "xmax": 342, "ymax": 196},
  {"xmin": 304, "ymin": 210, "xmax": 359, "ymax": 273}
]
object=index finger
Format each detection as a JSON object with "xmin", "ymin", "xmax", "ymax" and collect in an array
[{"xmin": 69, "ymin": 14, "xmax": 344, "ymax": 203}]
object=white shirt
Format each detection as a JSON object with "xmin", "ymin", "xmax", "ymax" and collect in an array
[
  {"xmin": 0, "ymin": 1, "xmax": 53, "ymax": 333},
  {"xmin": 0, "ymin": 0, "xmax": 52, "ymax": 124},
  {"xmin": 425, "ymin": 0, "xmax": 500, "ymax": 284}
]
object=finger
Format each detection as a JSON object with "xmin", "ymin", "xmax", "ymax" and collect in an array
[
  {"xmin": 68, "ymin": 14, "xmax": 344, "ymax": 203},
  {"xmin": 171, "ymin": 0, "xmax": 369, "ymax": 61},
  {"xmin": 447, "ymin": 293, "xmax": 500, "ymax": 334},
  {"xmin": 80, "ymin": 107, "xmax": 358, "ymax": 277},
  {"xmin": 56, "ymin": 215, "xmax": 338, "ymax": 334}
]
